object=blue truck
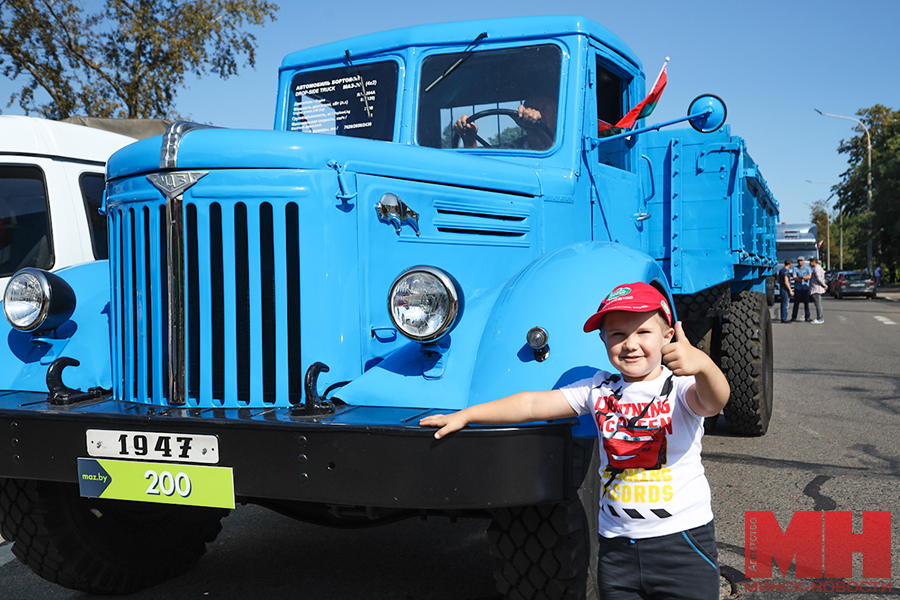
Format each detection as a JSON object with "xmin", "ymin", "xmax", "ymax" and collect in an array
[{"xmin": 0, "ymin": 16, "xmax": 778, "ymax": 598}]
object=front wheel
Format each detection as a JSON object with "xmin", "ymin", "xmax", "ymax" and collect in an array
[
  {"xmin": 720, "ymin": 291, "xmax": 774, "ymax": 436},
  {"xmin": 0, "ymin": 477, "xmax": 227, "ymax": 594},
  {"xmin": 487, "ymin": 439, "xmax": 599, "ymax": 600}
]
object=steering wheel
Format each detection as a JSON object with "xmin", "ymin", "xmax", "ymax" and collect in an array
[{"xmin": 450, "ymin": 108, "xmax": 554, "ymax": 149}]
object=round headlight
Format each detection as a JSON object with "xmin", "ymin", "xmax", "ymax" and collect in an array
[
  {"xmin": 388, "ymin": 266, "xmax": 460, "ymax": 342},
  {"xmin": 3, "ymin": 268, "xmax": 75, "ymax": 332}
]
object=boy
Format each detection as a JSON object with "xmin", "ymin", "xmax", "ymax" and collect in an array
[{"xmin": 420, "ymin": 282, "xmax": 729, "ymax": 600}]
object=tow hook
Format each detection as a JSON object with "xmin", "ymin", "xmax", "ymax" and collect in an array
[
  {"xmin": 46, "ymin": 357, "xmax": 109, "ymax": 406},
  {"xmin": 292, "ymin": 362, "xmax": 336, "ymax": 417}
]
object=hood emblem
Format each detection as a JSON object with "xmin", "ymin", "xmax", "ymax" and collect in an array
[{"xmin": 147, "ymin": 171, "xmax": 208, "ymax": 200}]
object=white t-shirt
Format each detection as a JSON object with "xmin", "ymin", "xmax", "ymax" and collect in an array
[{"xmin": 561, "ymin": 366, "xmax": 713, "ymax": 539}]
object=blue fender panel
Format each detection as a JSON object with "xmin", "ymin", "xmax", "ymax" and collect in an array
[
  {"xmin": 0, "ymin": 261, "xmax": 112, "ymax": 393},
  {"xmin": 337, "ymin": 242, "xmax": 671, "ymax": 418},
  {"xmin": 467, "ymin": 241, "xmax": 671, "ymax": 404}
]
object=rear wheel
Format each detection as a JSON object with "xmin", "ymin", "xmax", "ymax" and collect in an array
[
  {"xmin": 720, "ymin": 291, "xmax": 774, "ymax": 436},
  {"xmin": 0, "ymin": 477, "xmax": 227, "ymax": 594}
]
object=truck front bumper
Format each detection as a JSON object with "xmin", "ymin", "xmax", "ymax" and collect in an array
[{"xmin": 0, "ymin": 391, "xmax": 575, "ymax": 510}]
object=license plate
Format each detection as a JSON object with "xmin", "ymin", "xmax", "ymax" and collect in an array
[
  {"xmin": 850, "ymin": 283, "xmax": 864, "ymax": 288},
  {"xmin": 78, "ymin": 458, "xmax": 234, "ymax": 509},
  {"xmin": 86, "ymin": 429, "xmax": 219, "ymax": 464}
]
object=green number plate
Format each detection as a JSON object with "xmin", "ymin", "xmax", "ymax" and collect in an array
[{"xmin": 78, "ymin": 458, "xmax": 234, "ymax": 509}]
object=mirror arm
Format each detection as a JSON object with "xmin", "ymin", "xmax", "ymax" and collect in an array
[{"xmin": 586, "ymin": 108, "xmax": 713, "ymax": 149}]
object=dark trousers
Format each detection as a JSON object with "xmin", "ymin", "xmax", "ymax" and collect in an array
[
  {"xmin": 597, "ymin": 520, "xmax": 720, "ymax": 600},
  {"xmin": 780, "ymin": 287, "xmax": 791, "ymax": 321},
  {"xmin": 792, "ymin": 288, "xmax": 810, "ymax": 320}
]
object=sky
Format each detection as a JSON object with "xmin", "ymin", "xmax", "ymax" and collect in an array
[{"xmin": 3, "ymin": 0, "xmax": 897, "ymax": 225}]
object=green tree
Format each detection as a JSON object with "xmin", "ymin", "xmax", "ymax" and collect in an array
[
  {"xmin": 809, "ymin": 199, "xmax": 836, "ymax": 269},
  {"xmin": 834, "ymin": 105, "xmax": 900, "ymax": 271},
  {"xmin": 0, "ymin": 0, "xmax": 278, "ymax": 120}
]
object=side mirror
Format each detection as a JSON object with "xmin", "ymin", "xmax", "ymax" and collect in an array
[{"xmin": 688, "ymin": 94, "xmax": 727, "ymax": 133}]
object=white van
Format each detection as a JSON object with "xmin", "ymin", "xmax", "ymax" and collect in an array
[{"xmin": 0, "ymin": 116, "xmax": 144, "ymax": 294}]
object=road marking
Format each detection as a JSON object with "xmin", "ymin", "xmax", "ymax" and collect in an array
[
  {"xmin": 874, "ymin": 316, "xmax": 898, "ymax": 325},
  {"xmin": 0, "ymin": 543, "xmax": 15, "ymax": 568},
  {"xmin": 838, "ymin": 315, "xmax": 848, "ymax": 323}
]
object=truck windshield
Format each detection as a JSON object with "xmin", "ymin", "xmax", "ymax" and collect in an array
[
  {"xmin": 417, "ymin": 44, "xmax": 561, "ymax": 151},
  {"xmin": 287, "ymin": 60, "xmax": 399, "ymax": 141}
]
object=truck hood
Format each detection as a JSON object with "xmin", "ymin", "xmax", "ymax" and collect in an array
[{"xmin": 107, "ymin": 129, "xmax": 542, "ymax": 197}]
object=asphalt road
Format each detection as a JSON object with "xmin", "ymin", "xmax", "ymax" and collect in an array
[{"xmin": 1, "ymin": 294, "xmax": 898, "ymax": 599}]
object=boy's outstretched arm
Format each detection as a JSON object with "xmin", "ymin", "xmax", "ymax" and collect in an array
[
  {"xmin": 419, "ymin": 389, "xmax": 577, "ymax": 439},
  {"xmin": 661, "ymin": 321, "xmax": 730, "ymax": 417}
]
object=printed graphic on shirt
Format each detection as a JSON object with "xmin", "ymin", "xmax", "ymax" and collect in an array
[{"xmin": 593, "ymin": 373, "xmax": 675, "ymax": 519}]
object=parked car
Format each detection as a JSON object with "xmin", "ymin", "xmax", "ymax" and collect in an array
[
  {"xmin": 0, "ymin": 116, "xmax": 169, "ymax": 295},
  {"xmin": 826, "ymin": 270, "xmax": 841, "ymax": 295},
  {"xmin": 833, "ymin": 271, "xmax": 877, "ymax": 299}
]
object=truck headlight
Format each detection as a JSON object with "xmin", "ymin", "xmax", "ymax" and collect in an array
[
  {"xmin": 388, "ymin": 266, "xmax": 460, "ymax": 342},
  {"xmin": 3, "ymin": 268, "xmax": 76, "ymax": 332}
]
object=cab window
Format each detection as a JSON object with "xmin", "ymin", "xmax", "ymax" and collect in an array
[
  {"xmin": 595, "ymin": 58, "xmax": 630, "ymax": 170},
  {"xmin": 417, "ymin": 44, "xmax": 561, "ymax": 151},
  {"xmin": 0, "ymin": 165, "xmax": 54, "ymax": 277}
]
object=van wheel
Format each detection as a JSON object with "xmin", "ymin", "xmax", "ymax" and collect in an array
[
  {"xmin": 487, "ymin": 439, "xmax": 599, "ymax": 600},
  {"xmin": 0, "ymin": 477, "xmax": 227, "ymax": 594},
  {"xmin": 720, "ymin": 291, "xmax": 773, "ymax": 436}
]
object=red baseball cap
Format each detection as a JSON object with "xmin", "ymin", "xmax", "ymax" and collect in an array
[{"xmin": 583, "ymin": 282, "xmax": 673, "ymax": 332}]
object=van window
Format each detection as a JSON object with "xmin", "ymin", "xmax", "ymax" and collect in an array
[
  {"xmin": 0, "ymin": 165, "xmax": 54, "ymax": 277},
  {"xmin": 80, "ymin": 172, "xmax": 108, "ymax": 259}
]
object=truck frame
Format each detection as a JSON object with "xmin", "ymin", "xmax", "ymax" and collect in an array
[{"xmin": 0, "ymin": 16, "xmax": 777, "ymax": 598}]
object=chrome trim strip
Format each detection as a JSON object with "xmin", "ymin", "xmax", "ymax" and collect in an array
[
  {"xmin": 159, "ymin": 121, "xmax": 219, "ymax": 170},
  {"xmin": 166, "ymin": 192, "xmax": 186, "ymax": 405}
]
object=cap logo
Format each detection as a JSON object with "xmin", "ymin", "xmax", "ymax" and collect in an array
[
  {"xmin": 607, "ymin": 286, "xmax": 631, "ymax": 301},
  {"xmin": 660, "ymin": 300, "xmax": 671, "ymax": 317}
]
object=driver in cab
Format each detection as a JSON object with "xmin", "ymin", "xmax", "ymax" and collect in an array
[{"xmin": 452, "ymin": 93, "xmax": 557, "ymax": 150}]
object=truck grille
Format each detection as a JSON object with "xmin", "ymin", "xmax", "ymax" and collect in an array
[{"xmin": 109, "ymin": 199, "xmax": 303, "ymax": 407}]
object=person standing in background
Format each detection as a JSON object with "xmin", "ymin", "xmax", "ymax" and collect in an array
[
  {"xmin": 790, "ymin": 257, "xmax": 812, "ymax": 322},
  {"xmin": 778, "ymin": 259, "xmax": 793, "ymax": 323},
  {"xmin": 809, "ymin": 257, "xmax": 826, "ymax": 324}
]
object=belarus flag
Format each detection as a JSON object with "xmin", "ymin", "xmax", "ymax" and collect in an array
[{"xmin": 599, "ymin": 59, "xmax": 668, "ymax": 133}]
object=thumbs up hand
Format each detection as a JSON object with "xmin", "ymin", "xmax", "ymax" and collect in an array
[{"xmin": 661, "ymin": 321, "xmax": 711, "ymax": 377}]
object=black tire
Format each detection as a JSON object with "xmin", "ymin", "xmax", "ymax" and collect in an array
[
  {"xmin": 677, "ymin": 318, "xmax": 722, "ymax": 433},
  {"xmin": 720, "ymin": 291, "xmax": 774, "ymax": 436},
  {"xmin": 765, "ymin": 276, "xmax": 775, "ymax": 306},
  {"xmin": 487, "ymin": 439, "xmax": 599, "ymax": 600},
  {"xmin": 0, "ymin": 477, "xmax": 227, "ymax": 594},
  {"xmin": 673, "ymin": 282, "xmax": 731, "ymax": 320}
]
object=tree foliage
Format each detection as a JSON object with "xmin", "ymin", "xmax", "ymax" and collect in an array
[
  {"xmin": 833, "ymin": 105, "xmax": 900, "ymax": 271},
  {"xmin": 0, "ymin": 0, "xmax": 278, "ymax": 119}
]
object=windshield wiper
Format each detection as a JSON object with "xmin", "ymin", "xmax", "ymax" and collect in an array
[
  {"xmin": 345, "ymin": 49, "xmax": 373, "ymax": 118},
  {"xmin": 425, "ymin": 32, "xmax": 488, "ymax": 93}
]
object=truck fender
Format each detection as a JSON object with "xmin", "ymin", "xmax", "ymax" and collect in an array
[
  {"xmin": 334, "ymin": 242, "xmax": 673, "ymax": 417},
  {"xmin": 0, "ymin": 260, "xmax": 111, "ymax": 393},
  {"xmin": 466, "ymin": 241, "xmax": 673, "ymax": 407}
]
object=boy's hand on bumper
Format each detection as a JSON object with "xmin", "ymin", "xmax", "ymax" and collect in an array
[{"xmin": 420, "ymin": 412, "xmax": 468, "ymax": 439}]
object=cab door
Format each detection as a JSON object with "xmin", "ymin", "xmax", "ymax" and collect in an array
[{"xmin": 585, "ymin": 47, "xmax": 648, "ymax": 254}]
